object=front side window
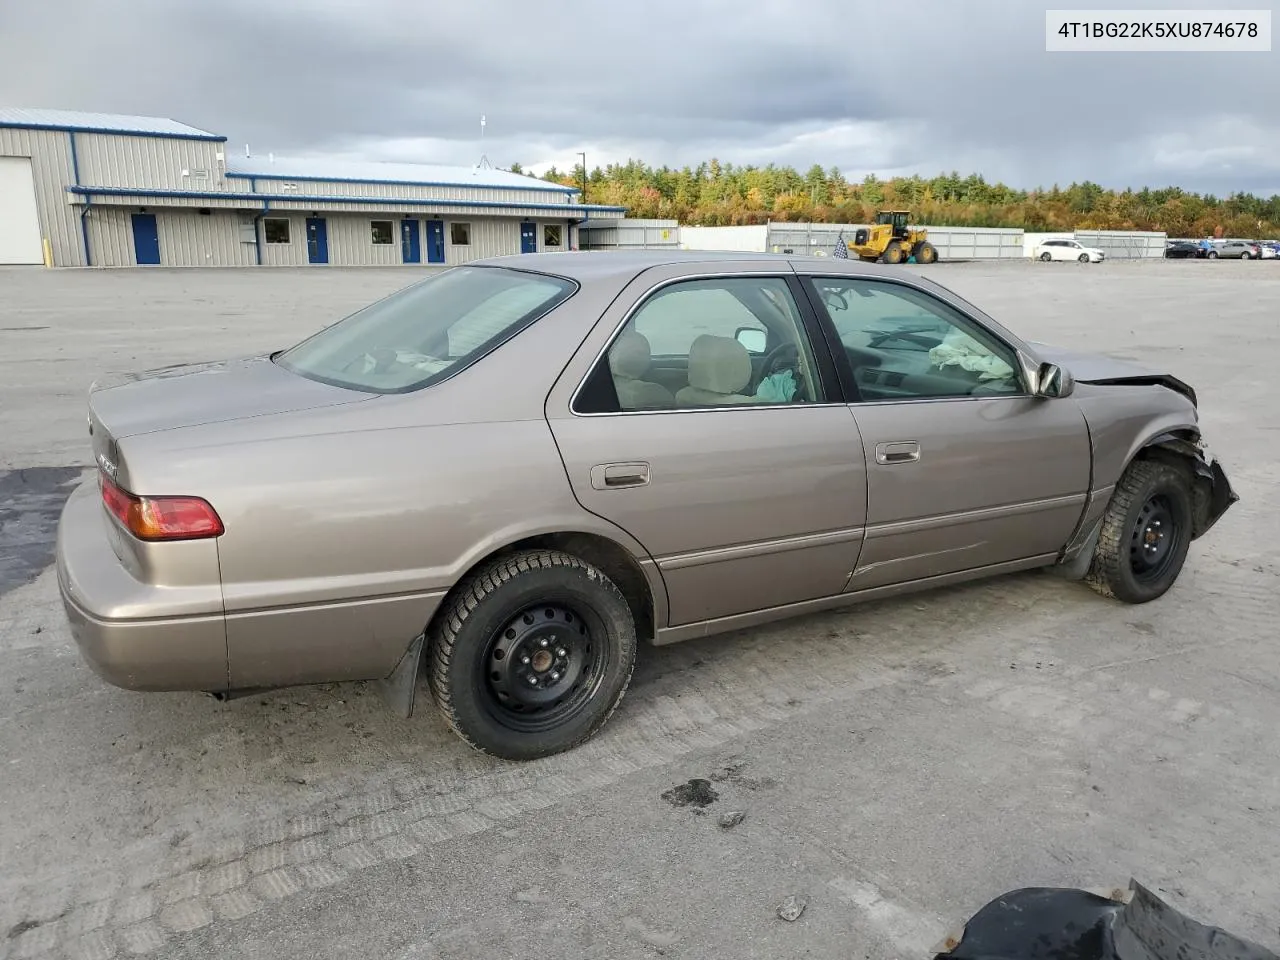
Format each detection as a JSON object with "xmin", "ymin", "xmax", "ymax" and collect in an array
[
  {"xmin": 807, "ymin": 277, "xmax": 1024, "ymax": 401},
  {"xmin": 576, "ymin": 276, "xmax": 825, "ymax": 413},
  {"xmin": 371, "ymin": 220, "xmax": 394, "ymax": 245},
  {"xmin": 275, "ymin": 266, "xmax": 575, "ymax": 394}
]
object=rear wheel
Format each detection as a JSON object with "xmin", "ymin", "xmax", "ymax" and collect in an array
[
  {"xmin": 1085, "ymin": 460, "xmax": 1194, "ymax": 604},
  {"xmin": 913, "ymin": 241, "xmax": 938, "ymax": 264},
  {"xmin": 1208, "ymin": 250, "xmax": 1219, "ymax": 259},
  {"xmin": 427, "ymin": 549, "xmax": 638, "ymax": 760},
  {"xmin": 882, "ymin": 241, "xmax": 905, "ymax": 264}
]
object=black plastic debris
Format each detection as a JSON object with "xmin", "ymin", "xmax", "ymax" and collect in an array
[{"xmin": 935, "ymin": 879, "xmax": 1277, "ymax": 960}]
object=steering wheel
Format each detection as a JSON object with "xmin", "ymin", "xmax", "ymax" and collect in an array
[
  {"xmin": 821, "ymin": 288, "xmax": 849, "ymax": 311},
  {"xmin": 756, "ymin": 341, "xmax": 808, "ymax": 400}
]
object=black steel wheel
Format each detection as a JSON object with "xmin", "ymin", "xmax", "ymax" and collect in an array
[
  {"xmin": 1086, "ymin": 459, "xmax": 1194, "ymax": 603},
  {"xmin": 1128, "ymin": 493, "xmax": 1183, "ymax": 586},
  {"xmin": 481, "ymin": 602, "xmax": 606, "ymax": 733},
  {"xmin": 427, "ymin": 549, "xmax": 638, "ymax": 760}
]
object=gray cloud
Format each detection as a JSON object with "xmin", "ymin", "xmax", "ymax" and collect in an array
[{"xmin": 1, "ymin": 0, "xmax": 1276, "ymax": 195}]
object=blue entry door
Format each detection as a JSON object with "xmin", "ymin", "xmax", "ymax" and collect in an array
[
  {"xmin": 425, "ymin": 220, "xmax": 445, "ymax": 263},
  {"xmin": 131, "ymin": 213, "xmax": 160, "ymax": 265},
  {"xmin": 520, "ymin": 221, "xmax": 537, "ymax": 254},
  {"xmin": 306, "ymin": 217, "xmax": 329, "ymax": 264},
  {"xmin": 400, "ymin": 219, "xmax": 421, "ymax": 263}
]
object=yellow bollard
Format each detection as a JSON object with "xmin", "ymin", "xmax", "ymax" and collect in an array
[{"xmin": 42, "ymin": 237, "xmax": 53, "ymax": 267}]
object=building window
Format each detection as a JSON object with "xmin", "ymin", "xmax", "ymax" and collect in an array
[
  {"xmin": 264, "ymin": 218, "xmax": 291, "ymax": 244},
  {"xmin": 450, "ymin": 222, "xmax": 471, "ymax": 246},
  {"xmin": 371, "ymin": 220, "xmax": 394, "ymax": 245},
  {"xmin": 544, "ymin": 224, "xmax": 562, "ymax": 247}
]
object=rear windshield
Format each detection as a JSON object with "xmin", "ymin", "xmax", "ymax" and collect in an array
[{"xmin": 274, "ymin": 266, "xmax": 576, "ymax": 393}]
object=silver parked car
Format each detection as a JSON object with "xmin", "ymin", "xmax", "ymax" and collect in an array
[
  {"xmin": 1208, "ymin": 240, "xmax": 1262, "ymax": 259},
  {"xmin": 57, "ymin": 251, "xmax": 1237, "ymax": 759}
]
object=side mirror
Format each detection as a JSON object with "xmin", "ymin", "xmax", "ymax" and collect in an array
[
  {"xmin": 1035, "ymin": 362, "xmax": 1073, "ymax": 398},
  {"xmin": 736, "ymin": 327, "xmax": 767, "ymax": 353}
]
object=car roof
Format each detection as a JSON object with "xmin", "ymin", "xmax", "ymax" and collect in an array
[{"xmin": 469, "ymin": 249, "xmax": 917, "ymax": 284}]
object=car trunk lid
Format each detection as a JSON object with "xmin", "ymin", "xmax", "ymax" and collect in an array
[{"xmin": 88, "ymin": 354, "xmax": 371, "ymax": 444}]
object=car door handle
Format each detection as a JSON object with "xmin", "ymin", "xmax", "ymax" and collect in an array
[
  {"xmin": 590, "ymin": 462, "xmax": 650, "ymax": 490},
  {"xmin": 875, "ymin": 441, "xmax": 920, "ymax": 465}
]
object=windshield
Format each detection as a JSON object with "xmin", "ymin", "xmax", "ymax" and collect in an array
[{"xmin": 274, "ymin": 266, "xmax": 576, "ymax": 393}]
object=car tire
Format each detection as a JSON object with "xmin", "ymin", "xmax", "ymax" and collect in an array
[
  {"xmin": 1208, "ymin": 251, "xmax": 1218, "ymax": 258},
  {"xmin": 1078, "ymin": 253, "xmax": 1089, "ymax": 263},
  {"xmin": 1241, "ymin": 251, "xmax": 1252, "ymax": 259},
  {"xmin": 1085, "ymin": 460, "xmax": 1194, "ymax": 604},
  {"xmin": 1039, "ymin": 251, "xmax": 1052, "ymax": 262},
  {"xmin": 426, "ymin": 549, "xmax": 638, "ymax": 761}
]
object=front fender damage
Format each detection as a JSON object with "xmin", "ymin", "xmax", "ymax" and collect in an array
[
  {"xmin": 1050, "ymin": 432, "xmax": 1239, "ymax": 581},
  {"xmin": 1145, "ymin": 433, "xmax": 1240, "ymax": 538}
]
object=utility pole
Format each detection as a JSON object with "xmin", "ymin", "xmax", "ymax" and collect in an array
[{"xmin": 578, "ymin": 152, "xmax": 587, "ymax": 203}]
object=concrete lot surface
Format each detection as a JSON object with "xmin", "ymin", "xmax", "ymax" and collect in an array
[{"xmin": 1, "ymin": 260, "xmax": 1277, "ymax": 959}]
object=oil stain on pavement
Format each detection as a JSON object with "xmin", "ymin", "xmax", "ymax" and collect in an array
[{"xmin": 0, "ymin": 467, "xmax": 85, "ymax": 598}]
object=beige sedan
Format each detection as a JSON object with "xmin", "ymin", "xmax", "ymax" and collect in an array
[{"xmin": 56, "ymin": 251, "xmax": 1237, "ymax": 759}]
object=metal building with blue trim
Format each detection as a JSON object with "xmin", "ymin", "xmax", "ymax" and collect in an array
[{"xmin": 0, "ymin": 106, "xmax": 626, "ymax": 267}]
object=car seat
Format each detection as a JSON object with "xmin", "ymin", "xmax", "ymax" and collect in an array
[
  {"xmin": 608, "ymin": 330, "xmax": 675, "ymax": 410},
  {"xmin": 674, "ymin": 335, "xmax": 756, "ymax": 406}
]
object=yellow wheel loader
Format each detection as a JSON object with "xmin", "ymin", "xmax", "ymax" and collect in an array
[{"xmin": 846, "ymin": 211, "xmax": 938, "ymax": 264}]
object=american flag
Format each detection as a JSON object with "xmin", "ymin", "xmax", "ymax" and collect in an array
[{"xmin": 833, "ymin": 230, "xmax": 849, "ymax": 259}]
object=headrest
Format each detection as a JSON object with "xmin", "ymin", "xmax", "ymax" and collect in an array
[
  {"xmin": 687, "ymin": 335, "xmax": 751, "ymax": 395},
  {"xmin": 609, "ymin": 330, "xmax": 653, "ymax": 380}
]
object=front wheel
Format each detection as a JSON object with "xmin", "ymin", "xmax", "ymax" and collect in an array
[
  {"xmin": 882, "ymin": 241, "xmax": 905, "ymax": 264},
  {"xmin": 1208, "ymin": 251, "xmax": 1219, "ymax": 259},
  {"xmin": 1241, "ymin": 251, "xmax": 1252, "ymax": 259},
  {"xmin": 427, "ymin": 550, "xmax": 638, "ymax": 760},
  {"xmin": 913, "ymin": 241, "xmax": 938, "ymax": 264},
  {"xmin": 1085, "ymin": 460, "xmax": 1194, "ymax": 604},
  {"xmin": 1078, "ymin": 253, "xmax": 1089, "ymax": 263},
  {"xmin": 1039, "ymin": 251, "xmax": 1052, "ymax": 262}
]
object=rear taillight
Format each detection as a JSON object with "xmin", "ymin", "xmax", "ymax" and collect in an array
[{"xmin": 99, "ymin": 472, "xmax": 224, "ymax": 541}]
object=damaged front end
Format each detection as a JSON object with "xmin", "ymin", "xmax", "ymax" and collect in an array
[
  {"xmin": 1145, "ymin": 433, "xmax": 1240, "ymax": 538},
  {"xmin": 934, "ymin": 879, "xmax": 1278, "ymax": 960}
]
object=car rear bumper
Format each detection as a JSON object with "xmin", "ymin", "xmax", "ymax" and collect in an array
[{"xmin": 56, "ymin": 481, "xmax": 229, "ymax": 692}]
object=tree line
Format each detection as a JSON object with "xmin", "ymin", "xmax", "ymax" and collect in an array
[{"xmin": 505, "ymin": 159, "xmax": 1280, "ymax": 238}]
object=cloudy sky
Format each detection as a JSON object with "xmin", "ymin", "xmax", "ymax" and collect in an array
[{"xmin": 2, "ymin": 0, "xmax": 1277, "ymax": 196}]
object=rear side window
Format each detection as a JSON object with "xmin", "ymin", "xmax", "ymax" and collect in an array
[{"xmin": 275, "ymin": 266, "xmax": 575, "ymax": 394}]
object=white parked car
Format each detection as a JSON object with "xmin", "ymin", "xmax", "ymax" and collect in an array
[{"xmin": 1034, "ymin": 239, "xmax": 1106, "ymax": 263}]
